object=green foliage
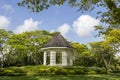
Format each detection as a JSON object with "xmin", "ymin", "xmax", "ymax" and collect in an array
[
  {"xmin": 72, "ymin": 43, "xmax": 95, "ymax": 66},
  {"xmin": 0, "ymin": 29, "xmax": 119, "ymax": 75},
  {"xmin": 105, "ymin": 29, "xmax": 120, "ymax": 52},
  {"xmin": 64, "ymin": 66, "xmax": 106, "ymax": 74},
  {"xmin": 0, "ymin": 67, "xmax": 26, "ymax": 76},
  {"xmin": 18, "ymin": 0, "xmax": 66, "ymax": 12},
  {"xmin": 89, "ymin": 41, "xmax": 116, "ymax": 73},
  {"xmin": 0, "ymin": 29, "xmax": 13, "ymax": 68},
  {"xmin": 4, "ymin": 70, "xmax": 14, "ymax": 76},
  {"xmin": 1, "ymin": 30, "xmax": 55, "ymax": 67},
  {"xmin": 25, "ymin": 66, "xmax": 68, "ymax": 76},
  {"xmin": 0, "ymin": 68, "xmax": 5, "ymax": 76},
  {"xmin": 91, "ymin": 67, "xmax": 106, "ymax": 74},
  {"xmin": 111, "ymin": 65, "xmax": 120, "ymax": 73},
  {"xmin": 54, "ymin": 67, "xmax": 67, "ymax": 75},
  {"xmin": 0, "ymin": 66, "xmax": 110, "ymax": 76}
]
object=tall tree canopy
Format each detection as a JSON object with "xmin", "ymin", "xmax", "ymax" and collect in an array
[
  {"xmin": 89, "ymin": 41, "xmax": 115, "ymax": 73},
  {"xmin": 105, "ymin": 29, "xmax": 120, "ymax": 53},
  {"xmin": 0, "ymin": 29, "xmax": 13, "ymax": 67},
  {"xmin": 89, "ymin": 29, "xmax": 120, "ymax": 73},
  {"xmin": 0, "ymin": 29, "xmax": 56, "ymax": 67},
  {"xmin": 71, "ymin": 43, "xmax": 95, "ymax": 66}
]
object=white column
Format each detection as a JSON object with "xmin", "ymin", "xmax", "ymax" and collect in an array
[
  {"xmin": 70, "ymin": 54, "xmax": 73, "ymax": 66},
  {"xmin": 70, "ymin": 58, "xmax": 73, "ymax": 66},
  {"xmin": 43, "ymin": 51, "xmax": 47, "ymax": 65},
  {"xmin": 62, "ymin": 51, "xmax": 67, "ymax": 66},
  {"xmin": 50, "ymin": 51, "xmax": 56, "ymax": 66}
]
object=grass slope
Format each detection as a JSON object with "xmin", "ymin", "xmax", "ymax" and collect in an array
[{"xmin": 0, "ymin": 74, "xmax": 120, "ymax": 80}]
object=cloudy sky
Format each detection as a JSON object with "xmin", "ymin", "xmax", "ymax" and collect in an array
[{"xmin": 0, "ymin": 0, "xmax": 104, "ymax": 44}]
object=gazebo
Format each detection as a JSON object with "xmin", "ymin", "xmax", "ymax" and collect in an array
[{"xmin": 41, "ymin": 33, "xmax": 75, "ymax": 66}]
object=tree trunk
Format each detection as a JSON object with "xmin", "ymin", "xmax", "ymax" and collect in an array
[
  {"xmin": 104, "ymin": 63, "xmax": 109, "ymax": 74},
  {"xmin": 101, "ymin": 52, "xmax": 109, "ymax": 74}
]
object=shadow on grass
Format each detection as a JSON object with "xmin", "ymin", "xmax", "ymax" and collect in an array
[{"xmin": 0, "ymin": 74, "xmax": 120, "ymax": 80}]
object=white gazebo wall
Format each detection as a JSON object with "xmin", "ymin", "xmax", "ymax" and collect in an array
[
  {"xmin": 42, "ymin": 48, "xmax": 74, "ymax": 66},
  {"xmin": 50, "ymin": 51, "xmax": 56, "ymax": 66},
  {"xmin": 69, "ymin": 54, "xmax": 73, "ymax": 66},
  {"xmin": 62, "ymin": 51, "xmax": 67, "ymax": 66}
]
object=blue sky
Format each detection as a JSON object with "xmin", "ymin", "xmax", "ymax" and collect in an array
[{"xmin": 0, "ymin": 0, "xmax": 104, "ymax": 44}]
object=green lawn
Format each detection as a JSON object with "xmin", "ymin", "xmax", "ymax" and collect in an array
[{"xmin": 0, "ymin": 74, "xmax": 120, "ymax": 80}]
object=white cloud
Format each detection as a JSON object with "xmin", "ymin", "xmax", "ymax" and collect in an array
[
  {"xmin": 0, "ymin": 16, "xmax": 10, "ymax": 29},
  {"xmin": 15, "ymin": 18, "xmax": 40, "ymax": 34},
  {"xmin": 2, "ymin": 4, "xmax": 14, "ymax": 13},
  {"xmin": 57, "ymin": 23, "xmax": 70, "ymax": 36},
  {"xmin": 72, "ymin": 15, "xmax": 99, "ymax": 38}
]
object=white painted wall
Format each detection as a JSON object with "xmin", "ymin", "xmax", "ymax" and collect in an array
[{"xmin": 50, "ymin": 51, "xmax": 56, "ymax": 66}]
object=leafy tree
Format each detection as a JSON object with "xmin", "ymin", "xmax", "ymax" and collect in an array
[
  {"xmin": 0, "ymin": 29, "xmax": 13, "ymax": 67},
  {"xmin": 105, "ymin": 29, "xmax": 120, "ymax": 53},
  {"xmin": 18, "ymin": 0, "xmax": 120, "ymax": 26},
  {"xmin": 5, "ymin": 33, "xmax": 28, "ymax": 66},
  {"xmin": 21, "ymin": 30, "xmax": 54, "ymax": 65},
  {"xmin": 90, "ymin": 41, "xmax": 115, "ymax": 73},
  {"xmin": 89, "ymin": 29, "xmax": 120, "ymax": 73},
  {"xmin": 72, "ymin": 42, "xmax": 95, "ymax": 66},
  {"xmin": 6, "ymin": 30, "xmax": 55, "ymax": 66}
]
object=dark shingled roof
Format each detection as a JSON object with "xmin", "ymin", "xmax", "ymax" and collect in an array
[{"xmin": 43, "ymin": 33, "xmax": 73, "ymax": 48}]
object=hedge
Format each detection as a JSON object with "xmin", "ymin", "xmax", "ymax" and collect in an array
[{"xmin": 0, "ymin": 65, "xmax": 119, "ymax": 76}]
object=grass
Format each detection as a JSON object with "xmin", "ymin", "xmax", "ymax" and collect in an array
[{"xmin": 0, "ymin": 74, "xmax": 120, "ymax": 80}]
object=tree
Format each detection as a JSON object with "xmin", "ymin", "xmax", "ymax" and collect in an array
[
  {"xmin": 105, "ymin": 29, "xmax": 120, "ymax": 53},
  {"xmin": 21, "ymin": 30, "xmax": 54, "ymax": 65},
  {"xmin": 72, "ymin": 42, "xmax": 95, "ymax": 66},
  {"xmin": 6, "ymin": 30, "xmax": 55, "ymax": 66},
  {"xmin": 18, "ymin": 0, "xmax": 120, "ymax": 26},
  {"xmin": 90, "ymin": 41, "xmax": 115, "ymax": 73},
  {"xmin": 89, "ymin": 29, "xmax": 120, "ymax": 73},
  {"xmin": 0, "ymin": 29, "xmax": 13, "ymax": 67}
]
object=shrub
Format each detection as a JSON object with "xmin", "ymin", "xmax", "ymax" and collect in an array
[
  {"xmin": 74, "ymin": 69, "xmax": 85, "ymax": 74},
  {"xmin": 91, "ymin": 67, "xmax": 106, "ymax": 74},
  {"xmin": 11, "ymin": 68, "xmax": 26, "ymax": 76},
  {"xmin": 55, "ymin": 67, "xmax": 67, "ymax": 75},
  {"xmin": 64, "ymin": 66, "xmax": 105, "ymax": 74},
  {"xmin": 0, "ymin": 68, "xmax": 5, "ymax": 76},
  {"xmin": 64, "ymin": 66, "xmax": 87, "ymax": 74},
  {"xmin": 47, "ymin": 66, "xmax": 57, "ymax": 75},
  {"xmin": 36, "ymin": 69, "xmax": 46, "ymax": 76},
  {"xmin": 68, "ymin": 70, "xmax": 75, "ymax": 74},
  {"xmin": 0, "ymin": 66, "xmax": 111, "ymax": 76},
  {"xmin": 111, "ymin": 65, "xmax": 120, "ymax": 73},
  {"xmin": 4, "ymin": 69, "xmax": 14, "ymax": 76},
  {"xmin": 0, "ymin": 67, "xmax": 26, "ymax": 76},
  {"xmin": 87, "ymin": 69, "xmax": 96, "ymax": 74}
]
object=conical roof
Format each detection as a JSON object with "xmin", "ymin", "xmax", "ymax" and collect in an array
[{"xmin": 43, "ymin": 33, "xmax": 73, "ymax": 48}]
